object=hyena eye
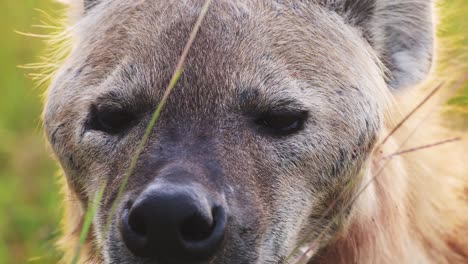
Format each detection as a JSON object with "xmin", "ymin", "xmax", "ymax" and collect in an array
[
  {"xmin": 255, "ymin": 111, "xmax": 308, "ymax": 136},
  {"xmin": 88, "ymin": 104, "xmax": 135, "ymax": 134}
]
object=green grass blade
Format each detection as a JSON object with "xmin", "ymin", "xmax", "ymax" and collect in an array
[
  {"xmin": 102, "ymin": 0, "xmax": 213, "ymax": 244},
  {"xmin": 71, "ymin": 181, "xmax": 107, "ymax": 264}
]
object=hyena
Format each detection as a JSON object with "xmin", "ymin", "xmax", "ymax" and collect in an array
[{"xmin": 43, "ymin": 0, "xmax": 468, "ymax": 263}]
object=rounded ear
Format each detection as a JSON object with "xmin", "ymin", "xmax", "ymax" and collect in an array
[
  {"xmin": 323, "ymin": 0, "xmax": 435, "ymax": 90},
  {"xmin": 83, "ymin": 0, "xmax": 100, "ymax": 10},
  {"xmin": 57, "ymin": 0, "xmax": 100, "ymax": 11}
]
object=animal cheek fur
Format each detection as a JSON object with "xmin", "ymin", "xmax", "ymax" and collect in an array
[
  {"xmin": 68, "ymin": 154, "xmax": 79, "ymax": 171},
  {"xmin": 331, "ymin": 148, "xmax": 348, "ymax": 177}
]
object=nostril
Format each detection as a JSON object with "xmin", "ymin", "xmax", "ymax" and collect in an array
[
  {"xmin": 120, "ymin": 208, "xmax": 149, "ymax": 258},
  {"xmin": 179, "ymin": 206, "xmax": 227, "ymax": 257},
  {"xmin": 180, "ymin": 211, "xmax": 214, "ymax": 242},
  {"xmin": 128, "ymin": 209, "xmax": 147, "ymax": 237}
]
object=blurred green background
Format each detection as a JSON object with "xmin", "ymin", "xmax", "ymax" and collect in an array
[
  {"xmin": 0, "ymin": 1, "xmax": 466, "ymax": 264},
  {"xmin": 1, "ymin": 1, "xmax": 64, "ymax": 263}
]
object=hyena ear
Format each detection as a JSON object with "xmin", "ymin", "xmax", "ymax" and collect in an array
[
  {"xmin": 57, "ymin": 0, "xmax": 100, "ymax": 11},
  {"xmin": 324, "ymin": 0, "xmax": 435, "ymax": 89},
  {"xmin": 83, "ymin": 0, "xmax": 100, "ymax": 10}
]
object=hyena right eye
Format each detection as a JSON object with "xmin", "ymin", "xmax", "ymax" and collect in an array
[
  {"xmin": 87, "ymin": 104, "xmax": 136, "ymax": 134},
  {"xmin": 255, "ymin": 110, "xmax": 308, "ymax": 137}
]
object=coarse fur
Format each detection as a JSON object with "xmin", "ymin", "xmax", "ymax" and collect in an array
[{"xmin": 43, "ymin": 0, "xmax": 468, "ymax": 263}]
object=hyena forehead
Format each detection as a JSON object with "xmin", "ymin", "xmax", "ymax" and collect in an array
[{"xmin": 57, "ymin": 0, "xmax": 388, "ymax": 116}]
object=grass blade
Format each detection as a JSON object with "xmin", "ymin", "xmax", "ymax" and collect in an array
[
  {"xmin": 378, "ymin": 82, "xmax": 444, "ymax": 147},
  {"xmin": 287, "ymin": 79, "xmax": 466, "ymax": 263},
  {"xmin": 102, "ymin": 0, "xmax": 213, "ymax": 242},
  {"xmin": 71, "ymin": 181, "xmax": 107, "ymax": 264},
  {"xmin": 385, "ymin": 137, "xmax": 461, "ymax": 158}
]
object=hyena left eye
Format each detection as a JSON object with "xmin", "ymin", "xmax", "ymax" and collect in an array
[
  {"xmin": 88, "ymin": 104, "xmax": 135, "ymax": 134},
  {"xmin": 255, "ymin": 111, "xmax": 308, "ymax": 137}
]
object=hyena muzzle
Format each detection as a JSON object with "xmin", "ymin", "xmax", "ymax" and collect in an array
[{"xmin": 44, "ymin": 0, "xmax": 460, "ymax": 263}]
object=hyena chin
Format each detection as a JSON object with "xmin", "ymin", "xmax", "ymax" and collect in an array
[{"xmin": 43, "ymin": 0, "xmax": 467, "ymax": 263}]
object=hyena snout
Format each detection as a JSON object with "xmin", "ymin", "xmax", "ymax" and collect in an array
[{"xmin": 120, "ymin": 182, "xmax": 227, "ymax": 261}]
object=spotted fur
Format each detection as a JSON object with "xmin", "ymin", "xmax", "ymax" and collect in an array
[{"xmin": 44, "ymin": 0, "xmax": 467, "ymax": 263}]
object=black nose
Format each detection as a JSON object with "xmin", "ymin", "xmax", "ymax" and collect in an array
[{"xmin": 120, "ymin": 184, "xmax": 227, "ymax": 261}]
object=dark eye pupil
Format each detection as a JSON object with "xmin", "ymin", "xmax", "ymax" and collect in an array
[
  {"xmin": 88, "ymin": 105, "xmax": 134, "ymax": 134},
  {"xmin": 260, "ymin": 116, "xmax": 299, "ymax": 130},
  {"xmin": 256, "ymin": 112, "xmax": 307, "ymax": 136},
  {"xmin": 99, "ymin": 111, "xmax": 130, "ymax": 129}
]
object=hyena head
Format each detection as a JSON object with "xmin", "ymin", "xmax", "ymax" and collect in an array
[{"xmin": 44, "ymin": 0, "xmax": 433, "ymax": 263}]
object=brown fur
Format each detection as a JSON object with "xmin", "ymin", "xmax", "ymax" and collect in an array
[
  {"xmin": 313, "ymin": 84, "xmax": 468, "ymax": 263},
  {"xmin": 44, "ymin": 0, "xmax": 467, "ymax": 263}
]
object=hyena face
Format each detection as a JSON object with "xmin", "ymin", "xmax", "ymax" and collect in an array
[{"xmin": 44, "ymin": 0, "xmax": 433, "ymax": 263}]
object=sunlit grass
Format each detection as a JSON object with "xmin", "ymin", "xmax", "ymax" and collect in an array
[
  {"xmin": 0, "ymin": 1, "xmax": 66, "ymax": 263},
  {"xmin": 436, "ymin": 0, "xmax": 468, "ymax": 128},
  {"xmin": 71, "ymin": 182, "xmax": 107, "ymax": 264}
]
